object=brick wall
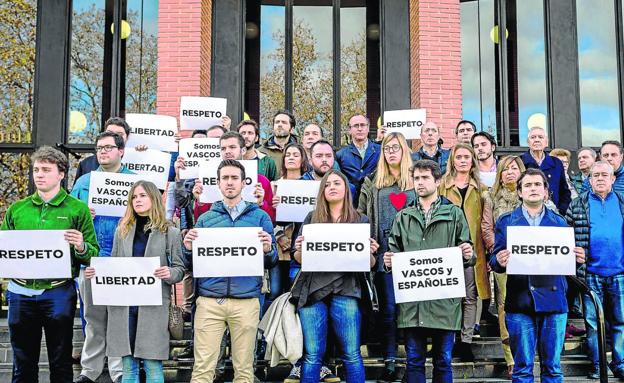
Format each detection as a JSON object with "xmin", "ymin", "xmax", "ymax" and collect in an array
[
  {"xmin": 157, "ymin": 0, "xmax": 212, "ymax": 132},
  {"xmin": 409, "ymin": 0, "xmax": 462, "ymax": 148}
]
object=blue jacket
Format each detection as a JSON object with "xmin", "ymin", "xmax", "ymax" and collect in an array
[
  {"xmin": 336, "ymin": 140, "xmax": 381, "ymax": 197},
  {"xmin": 411, "ymin": 146, "xmax": 450, "ymax": 175},
  {"xmin": 185, "ymin": 201, "xmax": 278, "ymax": 299},
  {"xmin": 520, "ymin": 151, "xmax": 571, "ymax": 215},
  {"xmin": 490, "ymin": 206, "xmax": 569, "ymax": 314},
  {"xmin": 71, "ymin": 165, "xmax": 135, "ymax": 257},
  {"xmin": 581, "ymin": 165, "xmax": 624, "ymax": 194}
]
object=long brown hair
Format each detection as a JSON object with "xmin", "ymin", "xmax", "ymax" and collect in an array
[
  {"xmin": 443, "ymin": 142, "xmax": 482, "ymax": 189},
  {"xmin": 492, "ymin": 155, "xmax": 526, "ymax": 197},
  {"xmin": 311, "ymin": 170, "xmax": 361, "ymax": 223},
  {"xmin": 280, "ymin": 143, "xmax": 309, "ymax": 179},
  {"xmin": 118, "ymin": 180, "xmax": 172, "ymax": 237}
]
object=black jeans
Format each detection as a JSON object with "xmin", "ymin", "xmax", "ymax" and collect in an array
[{"xmin": 7, "ymin": 283, "xmax": 77, "ymax": 383}]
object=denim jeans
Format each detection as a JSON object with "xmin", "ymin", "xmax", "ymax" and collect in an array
[
  {"xmin": 7, "ymin": 283, "xmax": 77, "ymax": 383},
  {"xmin": 583, "ymin": 273, "xmax": 624, "ymax": 374},
  {"xmin": 506, "ymin": 312, "xmax": 567, "ymax": 383},
  {"xmin": 375, "ymin": 271, "xmax": 398, "ymax": 361},
  {"xmin": 404, "ymin": 327, "xmax": 454, "ymax": 383},
  {"xmin": 121, "ymin": 356, "xmax": 164, "ymax": 383},
  {"xmin": 298, "ymin": 295, "xmax": 364, "ymax": 383}
]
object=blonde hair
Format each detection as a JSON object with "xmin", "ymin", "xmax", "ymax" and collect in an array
[
  {"xmin": 492, "ymin": 155, "xmax": 526, "ymax": 197},
  {"xmin": 118, "ymin": 180, "xmax": 172, "ymax": 237},
  {"xmin": 550, "ymin": 148, "xmax": 571, "ymax": 161},
  {"xmin": 374, "ymin": 132, "xmax": 413, "ymax": 190},
  {"xmin": 443, "ymin": 142, "xmax": 482, "ymax": 189}
]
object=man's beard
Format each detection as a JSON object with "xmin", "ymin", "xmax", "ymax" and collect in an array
[
  {"xmin": 313, "ymin": 167, "xmax": 328, "ymax": 178},
  {"xmin": 275, "ymin": 130, "xmax": 289, "ymax": 138}
]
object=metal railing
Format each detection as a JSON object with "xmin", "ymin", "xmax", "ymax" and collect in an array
[{"xmin": 568, "ymin": 276, "xmax": 608, "ymax": 383}]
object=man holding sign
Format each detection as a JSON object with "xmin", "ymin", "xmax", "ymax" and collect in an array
[
  {"xmin": 490, "ymin": 168, "xmax": 585, "ymax": 383},
  {"xmin": 383, "ymin": 160, "xmax": 474, "ymax": 383},
  {"xmin": 1, "ymin": 146, "xmax": 99, "ymax": 383},
  {"xmin": 182, "ymin": 159, "xmax": 277, "ymax": 383},
  {"xmin": 566, "ymin": 161, "xmax": 624, "ymax": 380}
]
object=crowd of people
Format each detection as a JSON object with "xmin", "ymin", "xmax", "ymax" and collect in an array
[{"xmin": 1, "ymin": 109, "xmax": 623, "ymax": 383}]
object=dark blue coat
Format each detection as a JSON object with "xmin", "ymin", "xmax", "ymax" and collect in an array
[
  {"xmin": 520, "ymin": 151, "xmax": 572, "ymax": 214},
  {"xmin": 336, "ymin": 140, "xmax": 381, "ymax": 198},
  {"xmin": 581, "ymin": 165, "xmax": 624, "ymax": 194},
  {"xmin": 490, "ymin": 206, "xmax": 569, "ymax": 314},
  {"xmin": 411, "ymin": 146, "xmax": 451, "ymax": 175},
  {"xmin": 183, "ymin": 201, "xmax": 278, "ymax": 299}
]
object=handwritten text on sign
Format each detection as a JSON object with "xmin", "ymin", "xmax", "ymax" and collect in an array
[
  {"xmin": 90, "ymin": 257, "xmax": 162, "ymax": 306},
  {"xmin": 383, "ymin": 109, "xmax": 426, "ymax": 139},
  {"xmin": 125, "ymin": 113, "xmax": 178, "ymax": 152},
  {"xmin": 302, "ymin": 223, "xmax": 370, "ymax": 272},
  {"xmin": 121, "ymin": 148, "xmax": 172, "ymax": 190},
  {"xmin": 506, "ymin": 226, "xmax": 576, "ymax": 275},
  {"xmin": 0, "ymin": 230, "xmax": 71, "ymax": 279},
  {"xmin": 198, "ymin": 160, "xmax": 258, "ymax": 203},
  {"xmin": 178, "ymin": 138, "xmax": 221, "ymax": 179},
  {"xmin": 88, "ymin": 172, "xmax": 144, "ymax": 217},
  {"xmin": 179, "ymin": 96, "xmax": 227, "ymax": 130},
  {"xmin": 391, "ymin": 247, "xmax": 466, "ymax": 304},
  {"xmin": 192, "ymin": 227, "xmax": 264, "ymax": 277},
  {"xmin": 275, "ymin": 180, "xmax": 320, "ymax": 222}
]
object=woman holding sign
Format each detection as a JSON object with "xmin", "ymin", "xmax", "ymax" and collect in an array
[
  {"xmin": 481, "ymin": 155, "xmax": 525, "ymax": 377},
  {"xmin": 85, "ymin": 180, "xmax": 185, "ymax": 383},
  {"xmin": 291, "ymin": 170, "xmax": 379, "ymax": 383},
  {"xmin": 357, "ymin": 132, "xmax": 414, "ymax": 381}
]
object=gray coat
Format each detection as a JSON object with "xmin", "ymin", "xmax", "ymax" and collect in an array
[{"xmin": 105, "ymin": 224, "xmax": 185, "ymax": 360}]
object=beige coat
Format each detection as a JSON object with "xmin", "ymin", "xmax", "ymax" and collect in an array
[{"xmin": 439, "ymin": 176, "xmax": 491, "ymax": 299}]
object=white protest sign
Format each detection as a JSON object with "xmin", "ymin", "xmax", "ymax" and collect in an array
[
  {"xmin": 121, "ymin": 148, "xmax": 172, "ymax": 190},
  {"xmin": 178, "ymin": 138, "xmax": 221, "ymax": 179},
  {"xmin": 88, "ymin": 172, "xmax": 144, "ymax": 217},
  {"xmin": 275, "ymin": 180, "xmax": 320, "ymax": 222},
  {"xmin": 198, "ymin": 160, "xmax": 258, "ymax": 203},
  {"xmin": 192, "ymin": 227, "xmax": 264, "ymax": 277},
  {"xmin": 383, "ymin": 109, "xmax": 426, "ymax": 139},
  {"xmin": 391, "ymin": 247, "xmax": 466, "ymax": 304},
  {"xmin": 480, "ymin": 171, "xmax": 497, "ymax": 188},
  {"xmin": 302, "ymin": 223, "xmax": 370, "ymax": 272},
  {"xmin": 506, "ymin": 226, "xmax": 576, "ymax": 275},
  {"xmin": 0, "ymin": 230, "xmax": 71, "ymax": 279},
  {"xmin": 180, "ymin": 96, "xmax": 227, "ymax": 130},
  {"xmin": 90, "ymin": 257, "xmax": 162, "ymax": 306},
  {"xmin": 125, "ymin": 114, "xmax": 178, "ymax": 152}
]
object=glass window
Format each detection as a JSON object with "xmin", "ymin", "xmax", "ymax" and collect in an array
[
  {"xmin": 292, "ymin": 2, "xmax": 334, "ymax": 143},
  {"xmin": 0, "ymin": 153, "xmax": 31, "ymax": 217},
  {"xmin": 576, "ymin": 0, "xmax": 621, "ymax": 146},
  {"xmin": 506, "ymin": 0, "xmax": 549, "ymax": 146},
  {"xmin": 259, "ymin": 4, "xmax": 286, "ymax": 141},
  {"xmin": 460, "ymin": 0, "xmax": 498, "ymax": 140},
  {"xmin": 340, "ymin": 5, "xmax": 367, "ymax": 143},
  {"xmin": 68, "ymin": 0, "xmax": 106, "ymax": 144},
  {"xmin": 0, "ymin": 0, "xmax": 37, "ymax": 144},
  {"xmin": 125, "ymin": 0, "xmax": 159, "ymax": 114}
]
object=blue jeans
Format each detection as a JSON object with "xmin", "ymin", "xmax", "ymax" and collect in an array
[
  {"xmin": 121, "ymin": 356, "xmax": 164, "ymax": 383},
  {"xmin": 584, "ymin": 273, "xmax": 624, "ymax": 374},
  {"xmin": 7, "ymin": 283, "xmax": 76, "ymax": 383},
  {"xmin": 506, "ymin": 312, "xmax": 567, "ymax": 383},
  {"xmin": 375, "ymin": 271, "xmax": 398, "ymax": 361},
  {"xmin": 298, "ymin": 295, "xmax": 364, "ymax": 383},
  {"xmin": 404, "ymin": 327, "xmax": 454, "ymax": 383}
]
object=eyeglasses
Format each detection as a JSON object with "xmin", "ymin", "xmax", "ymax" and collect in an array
[
  {"xmin": 95, "ymin": 145, "xmax": 118, "ymax": 153},
  {"xmin": 383, "ymin": 144, "xmax": 401, "ymax": 153},
  {"xmin": 350, "ymin": 123, "xmax": 368, "ymax": 129}
]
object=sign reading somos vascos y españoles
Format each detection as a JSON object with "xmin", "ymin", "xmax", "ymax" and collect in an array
[
  {"xmin": 88, "ymin": 172, "xmax": 145, "ymax": 217},
  {"xmin": 178, "ymin": 137, "xmax": 221, "ymax": 179},
  {"xmin": 0, "ymin": 230, "xmax": 72, "ymax": 279},
  {"xmin": 391, "ymin": 247, "xmax": 466, "ymax": 304}
]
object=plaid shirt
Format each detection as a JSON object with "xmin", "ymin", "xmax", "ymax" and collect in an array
[{"xmin": 416, "ymin": 196, "xmax": 442, "ymax": 227}]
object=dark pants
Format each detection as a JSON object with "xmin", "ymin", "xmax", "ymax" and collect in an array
[
  {"xmin": 404, "ymin": 327, "xmax": 454, "ymax": 383},
  {"xmin": 7, "ymin": 283, "xmax": 77, "ymax": 383},
  {"xmin": 375, "ymin": 271, "xmax": 398, "ymax": 360}
]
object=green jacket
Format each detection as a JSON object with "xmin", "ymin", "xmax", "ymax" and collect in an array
[
  {"xmin": 1, "ymin": 188, "xmax": 99, "ymax": 290},
  {"xmin": 257, "ymin": 151, "xmax": 279, "ymax": 181},
  {"xmin": 387, "ymin": 197, "xmax": 475, "ymax": 331}
]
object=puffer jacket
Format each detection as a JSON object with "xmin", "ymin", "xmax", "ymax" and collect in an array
[{"xmin": 184, "ymin": 201, "xmax": 278, "ymax": 299}]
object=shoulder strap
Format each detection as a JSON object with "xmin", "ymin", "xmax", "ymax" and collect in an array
[{"xmin": 165, "ymin": 227, "xmax": 171, "ymax": 267}]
